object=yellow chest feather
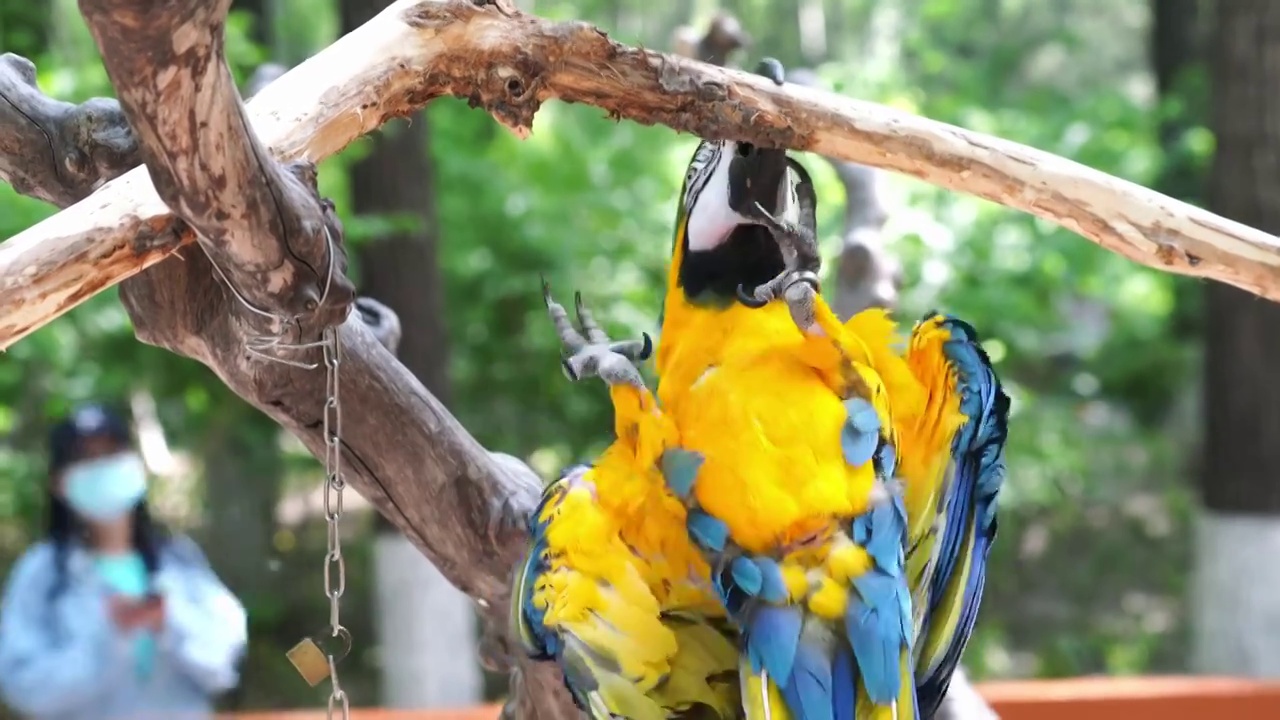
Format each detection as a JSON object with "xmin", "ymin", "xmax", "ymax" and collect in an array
[{"xmin": 657, "ymin": 302, "xmax": 880, "ymax": 553}]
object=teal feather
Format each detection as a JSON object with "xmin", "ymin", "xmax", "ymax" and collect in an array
[
  {"xmin": 782, "ymin": 641, "xmax": 835, "ymax": 720},
  {"xmin": 831, "ymin": 644, "xmax": 857, "ymax": 720},
  {"xmin": 841, "ymin": 397, "xmax": 880, "ymax": 468},
  {"xmin": 914, "ymin": 315, "xmax": 1011, "ymax": 719},
  {"xmin": 753, "ymin": 557, "xmax": 789, "ymax": 604},
  {"xmin": 688, "ymin": 510, "xmax": 730, "ymax": 552},
  {"xmin": 844, "ymin": 492, "xmax": 911, "ymax": 705},
  {"xmin": 660, "ymin": 448, "xmax": 704, "ymax": 500},
  {"xmin": 731, "ymin": 557, "xmax": 764, "ymax": 596}
]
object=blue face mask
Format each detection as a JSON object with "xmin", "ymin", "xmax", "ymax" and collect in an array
[{"xmin": 63, "ymin": 452, "xmax": 148, "ymax": 522}]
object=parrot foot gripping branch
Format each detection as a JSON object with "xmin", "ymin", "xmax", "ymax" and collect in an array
[{"xmin": 731, "ymin": 153, "xmax": 824, "ymax": 337}]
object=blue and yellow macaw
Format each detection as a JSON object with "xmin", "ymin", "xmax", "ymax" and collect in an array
[
  {"xmin": 651, "ymin": 131, "xmax": 919, "ymax": 720},
  {"xmin": 650, "ymin": 121, "xmax": 1011, "ymax": 720},
  {"xmin": 513, "ymin": 59, "xmax": 1010, "ymax": 720}
]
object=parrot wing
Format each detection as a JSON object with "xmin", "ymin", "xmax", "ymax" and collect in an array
[
  {"xmin": 513, "ymin": 463, "xmax": 743, "ymax": 720},
  {"xmin": 899, "ymin": 315, "xmax": 1010, "ymax": 718}
]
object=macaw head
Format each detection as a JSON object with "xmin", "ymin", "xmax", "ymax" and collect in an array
[{"xmin": 669, "ymin": 138, "xmax": 811, "ymax": 305}]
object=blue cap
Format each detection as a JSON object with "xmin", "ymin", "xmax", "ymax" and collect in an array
[{"xmin": 48, "ymin": 403, "xmax": 132, "ymax": 474}]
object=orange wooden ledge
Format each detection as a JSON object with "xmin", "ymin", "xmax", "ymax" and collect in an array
[{"xmin": 225, "ymin": 676, "xmax": 1280, "ymax": 720}]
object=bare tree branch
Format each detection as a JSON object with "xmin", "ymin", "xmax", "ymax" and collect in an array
[
  {"xmin": 78, "ymin": 0, "xmax": 355, "ymax": 328},
  {"xmin": 0, "ymin": 2, "xmax": 570, "ymax": 716},
  {"xmin": 0, "ymin": 53, "xmax": 138, "ymax": 207},
  {"xmin": 4, "ymin": 0, "xmax": 1280, "ymax": 349}
]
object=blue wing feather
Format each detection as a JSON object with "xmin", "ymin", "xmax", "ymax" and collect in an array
[
  {"xmin": 913, "ymin": 315, "xmax": 1010, "ymax": 718},
  {"xmin": 831, "ymin": 644, "xmax": 857, "ymax": 720},
  {"xmin": 744, "ymin": 605, "xmax": 804, "ymax": 680},
  {"xmin": 788, "ymin": 642, "xmax": 835, "ymax": 720},
  {"xmin": 845, "ymin": 494, "xmax": 912, "ymax": 705}
]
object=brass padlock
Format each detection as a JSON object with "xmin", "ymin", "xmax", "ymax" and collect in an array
[
  {"xmin": 286, "ymin": 637, "xmax": 330, "ymax": 687},
  {"xmin": 287, "ymin": 627, "xmax": 352, "ymax": 687}
]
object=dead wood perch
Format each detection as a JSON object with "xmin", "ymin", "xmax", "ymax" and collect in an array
[
  {"xmin": 3, "ymin": 0, "xmax": 1280, "ymax": 350},
  {"xmin": 0, "ymin": 0, "xmax": 572, "ymax": 717}
]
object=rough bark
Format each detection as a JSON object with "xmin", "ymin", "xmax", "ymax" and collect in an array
[
  {"xmin": 7, "ymin": 0, "xmax": 1280, "ymax": 352},
  {"xmin": 77, "ymin": 0, "xmax": 355, "ymax": 330},
  {"xmin": 1, "ymin": 0, "xmax": 568, "ymax": 716},
  {"xmin": 1193, "ymin": 0, "xmax": 1280, "ymax": 678}
]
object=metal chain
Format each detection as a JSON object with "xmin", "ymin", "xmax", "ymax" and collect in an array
[
  {"xmin": 200, "ymin": 226, "xmax": 352, "ymax": 718},
  {"xmin": 321, "ymin": 325, "xmax": 350, "ymax": 720}
]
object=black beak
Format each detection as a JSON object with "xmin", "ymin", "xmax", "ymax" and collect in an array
[{"xmin": 726, "ymin": 143, "xmax": 790, "ymax": 220}]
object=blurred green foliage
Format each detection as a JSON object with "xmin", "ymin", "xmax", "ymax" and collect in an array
[{"xmin": 0, "ymin": 0, "xmax": 1212, "ymax": 711}]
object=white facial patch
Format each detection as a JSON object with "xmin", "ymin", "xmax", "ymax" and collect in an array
[{"xmin": 685, "ymin": 147, "xmax": 753, "ymax": 252}]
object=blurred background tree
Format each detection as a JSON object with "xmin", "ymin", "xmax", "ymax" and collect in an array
[{"xmin": 4, "ymin": 0, "xmax": 1271, "ymax": 714}]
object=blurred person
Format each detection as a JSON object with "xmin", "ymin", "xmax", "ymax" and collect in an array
[{"xmin": 0, "ymin": 403, "xmax": 248, "ymax": 719}]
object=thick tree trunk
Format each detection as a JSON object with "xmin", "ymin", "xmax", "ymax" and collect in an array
[
  {"xmin": 340, "ymin": 0, "xmax": 480, "ymax": 706},
  {"xmin": 1194, "ymin": 0, "xmax": 1280, "ymax": 677},
  {"xmin": 197, "ymin": 7, "xmax": 288, "ymax": 703}
]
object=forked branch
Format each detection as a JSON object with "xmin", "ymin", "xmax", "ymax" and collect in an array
[{"xmin": 3, "ymin": 0, "xmax": 573, "ymax": 716}]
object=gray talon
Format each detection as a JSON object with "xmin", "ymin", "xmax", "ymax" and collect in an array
[
  {"xmin": 735, "ymin": 201, "xmax": 823, "ymax": 328},
  {"xmin": 734, "ymin": 172, "xmax": 825, "ymax": 334},
  {"xmin": 542, "ymin": 281, "xmax": 651, "ymax": 390}
]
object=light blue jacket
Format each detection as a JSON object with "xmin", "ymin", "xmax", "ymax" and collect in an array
[{"xmin": 0, "ymin": 536, "xmax": 248, "ymax": 720}]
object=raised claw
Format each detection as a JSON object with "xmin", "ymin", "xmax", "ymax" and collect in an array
[{"xmin": 541, "ymin": 279, "xmax": 652, "ymax": 390}]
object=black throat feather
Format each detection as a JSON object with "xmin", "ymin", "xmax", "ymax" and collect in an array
[{"xmin": 677, "ymin": 225, "xmax": 785, "ymax": 307}]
